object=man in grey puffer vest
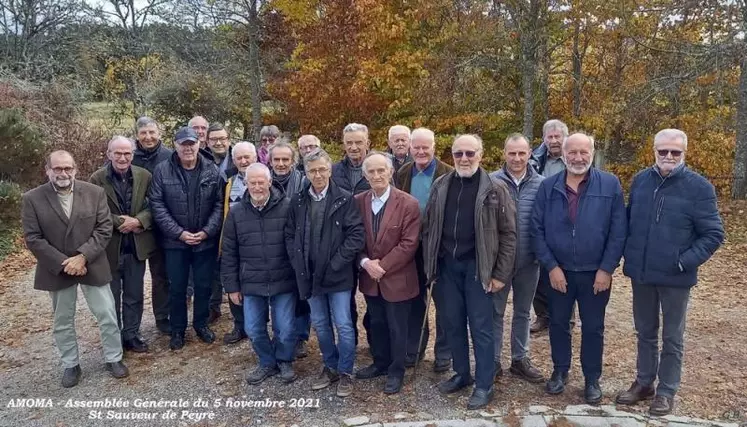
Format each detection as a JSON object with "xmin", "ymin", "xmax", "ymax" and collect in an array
[{"xmin": 490, "ymin": 133, "xmax": 545, "ymax": 384}]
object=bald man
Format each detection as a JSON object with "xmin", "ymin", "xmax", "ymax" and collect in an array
[{"xmin": 90, "ymin": 137, "xmax": 157, "ymax": 353}]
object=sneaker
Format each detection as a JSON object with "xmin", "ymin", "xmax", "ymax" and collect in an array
[
  {"xmin": 278, "ymin": 362, "xmax": 297, "ymax": 384},
  {"xmin": 246, "ymin": 365, "xmax": 279, "ymax": 385},
  {"xmin": 61, "ymin": 365, "xmax": 82, "ymax": 388},
  {"xmin": 295, "ymin": 340, "xmax": 309, "ymax": 359},
  {"xmin": 311, "ymin": 366, "xmax": 339, "ymax": 390},
  {"xmin": 336, "ymin": 373, "xmax": 353, "ymax": 397}
]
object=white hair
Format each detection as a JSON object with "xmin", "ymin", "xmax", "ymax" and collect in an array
[
  {"xmin": 543, "ymin": 119, "xmax": 569, "ymax": 138},
  {"xmin": 388, "ymin": 125, "xmax": 411, "ymax": 140},
  {"xmin": 188, "ymin": 116, "xmax": 208, "ymax": 127},
  {"xmin": 453, "ymin": 134, "xmax": 483, "ymax": 151},
  {"xmin": 233, "ymin": 141, "xmax": 257, "ymax": 156},
  {"xmin": 562, "ymin": 132, "xmax": 595, "ymax": 151},
  {"xmin": 297, "ymin": 134, "xmax": 320, "ymax": 147},
  {"xmin": 411, "ymin": 127, "xmax": 435, "ymax": 144},
  {"xmin": 654, "ymin": 128, "xmax": 688, "ymax": 150},
  {"xmin": 362, "ymin": 151, "xmax": 394, "ymax": 173},
  {"xmin": 343, "ymin": 123, "xmax": 369, "ymax": 138},
  {"xmin": 244, "ymin": 162, "xmax": 272, "ymax": 181},
  {"xmin": 108, "ymin": 135, "xmax": 136, "ymax": 151}
]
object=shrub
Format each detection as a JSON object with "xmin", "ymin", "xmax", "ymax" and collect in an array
[
  {"xmin": 0, "ymin": 108, "xmax": 45, "ymax": 185},
  {"xmin": 0, "ymin": 180, "xmax": 22, "ymax": 228}
]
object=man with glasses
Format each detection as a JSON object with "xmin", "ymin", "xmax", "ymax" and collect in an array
[
  {"xmin": 90, "ymin": 137, "xmax": 157, "ymax": 354},
  {"xmin": 421, "ymin": 135, "xmax": 517, "ymax": 410},
  {"xmin": 616, "ymin": 129, "xmax": 724, "ymax": 415},
  {"xmin": 297, "ymin": 135, "xmax": 321, "ymax": 173},
  {"xmin": 206, "ymin": 123, "xmax": 238, "ymax": 182},
  {"xmin": 258, "ymin": 125, "xmax": 281, "ymax": 165},
  {"xmin": 22, "ymin": 150, "xmax": 129, "ymax": 387}
]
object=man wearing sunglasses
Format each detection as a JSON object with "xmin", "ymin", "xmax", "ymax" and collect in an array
[
  {"xmin": 616, "ymin": 129, "xmax": 724, "ymax": 415},
  {"xmin": 422, "ymin": 134, "xmax": 517, "ymax": 410}
]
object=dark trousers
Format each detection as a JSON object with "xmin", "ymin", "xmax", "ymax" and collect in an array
[
  {"xmin": 229, "ymin": 298, "xmax": 244, "ymax": 329},
  {"xmin": 296, "ymin": 298, "xmax": 311, "ymax": 341},
  {"xmin": 110, "ymin": 253, "xmax": 146, "ymax": 341},
  {"xmin": 365, "ymin": 294, "xmax": 411, "ymax": 379},
  {"xmin": 633, "ymin": 284, "xmax": 690, "ymax": 398},
  {"xmin": 164, "ymin": 247, "xmax": 217, "ymax": 333},
  {"xmin": 433, "ymin": 256, "xmax": 495, "ymax": 390},
  {"xmin": 210, "ymin": 267, "xmax": 222, "ymax": 313},
  {"xmin": 548, "ymin": 270, "xmax": 610, "ymax": 381},
  {"xmin": 407, "ymin": 246, "xmax": 450, "ymax": 361},
  {"xmin": 149, "ymin": 248, "xmax": 169, "ymax": 323},
  {"xmin": 533, "ymin": 266, "xmax": 551, "ymax": 320}
]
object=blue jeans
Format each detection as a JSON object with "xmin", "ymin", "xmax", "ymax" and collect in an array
[
  {"xmin": 549, "ymin": 270, "xmax": 610, "ymax": 381},
  {"xmin": 243, "ymin": 292, "xmax": 297, "ymax": 367},
  {"xmin": 164, "ymin": 248, "xmax": 217, "ymax": 333},
  {"xmin": 308, "ymin": 290, "xmax": 356, "ymax": 375},
  {"xmin": 433, "ymin": 256, "xmax": 495, "ymax": 390}
]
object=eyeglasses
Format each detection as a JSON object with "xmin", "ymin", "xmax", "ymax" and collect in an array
[
  {"xmin": 209, "ymin": 137, "xmax": 229, "ymax": 143},
  {"xmin": 452, "ymin": 150, "xmax": 477, "ymax": 159},
  {"xmin": 112, "ymin": 152, "xmax": 133, "ymax": 158},
  {"xmin": 657, "ymin": 149, "xmax": 683, "ymax": 157},
  {"xmin": 307, "ymin": 167, "xmax": 330, "ymax": 176},
  {"xmin": 51, "ymin": 167, "xmax": 75, "ymax": 174}
]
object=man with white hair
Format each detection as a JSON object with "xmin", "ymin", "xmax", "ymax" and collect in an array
[
  {"xmin": 387, "ymin": 125, "xmax": 412, "ymax": 173},
  {"xmin": 421, "ymin": 134, "xmax": 517, "ymax": 410},
  {"xmin": 189, "ymin": 116, "xmax": 209, "ymax": 148},
  {"xmin": 531, "ymin": 132, "xmax": 626, "ymax": 404},
  {"xmin": 90, "ymin": 137, "xmax": 157, "ymax": 353},
  {"xmin": 616, "ymin": 129, "xmax": 724, "ymax": 415},
  {"xmin": 220, "ymin": 141, "xmax": 257, "ymax": 345},
  {"xmin": 395, "ymin": 127, "xmax": 453, "ymax": 373},
  {"xmin": 296, "ymin": 135, "xmax": 321, "ymax": 173},
  {"xmin": 221, "ymin": 163, "xmax": 299, "ymax": 385}
]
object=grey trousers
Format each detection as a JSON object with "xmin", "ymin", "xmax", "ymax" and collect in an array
[
  {"xmin": 493, "ymin": 263, "xmax": 540, "ymax": 362},
  {"xmin": 110, "ymin": 253, "xmax": 146, "ymax": 340},
  {"xmin": 49, "ymin": 284, "xmax": 123, "ymax": 368},
  {"xmin": 633, "ymin": 284, "xmax": 691, "ymax": 398}
]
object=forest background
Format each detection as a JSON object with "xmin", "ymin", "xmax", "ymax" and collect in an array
[{"xmin": 0, "ymin": 0, "xmax": 745, "ymax": 258}]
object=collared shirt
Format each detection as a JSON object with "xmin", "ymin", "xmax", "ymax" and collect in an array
[
  {"xmin": 509, "ymin": 170, "xmax": 526, "ymax": 187},
  {"xmin": 411, "ymin": 158, "xmax": 436, "ymax": 177},
  {"xmin": 309, "ymin": 184, "xmax": 329, "ymax": 202},
  {"xmin": 229, "ymin": 173, "xmax": 247, "ymax": 208},
  {"xmin": 544, "ymin": 156, "xmax": 566, "ymax": 177},
  {"xmin": 251, "ymin": 195, "xmax": 270, "ymax": 211},
  {"xmin": 371, "ymin": 186, "xmax": 391, "ymax": 215},
  {"xmin": 566, "ymin": 173, "xmax": 589, "ymax": 223}
]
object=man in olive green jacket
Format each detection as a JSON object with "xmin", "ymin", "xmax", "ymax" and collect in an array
[{"xmin": 90, "ymin": 136, "xmax": 156, "ymax": 353}]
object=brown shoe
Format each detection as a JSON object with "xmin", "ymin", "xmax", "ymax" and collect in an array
[
  {"xmin": 336, "ymin": 373, "xmax": 353, "ymax": 397},
  {"xmin": 616, "ymin": 381, "xmax": 655, "ymax": 405},
  {"xmin": 510, "ymin": 358, "xmax": 545, "ymax": 383},
  {"xmin": 649, "ymin": 395, "xmax": 674, "ymax": 416},
  {"xmin": 530, "ymin": 317, "xmax": 549, "ymax": 333},
  {"xmin": 311, "ymin": 366, "xmax": 339, "ymax": 390},
  {"xmin": 208, "ymin": 308, "xmax": 222, "ymax": 324}
]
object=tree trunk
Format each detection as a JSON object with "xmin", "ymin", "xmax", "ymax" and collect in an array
[
  {"xmin": 248, "ymin": 0, "xmax": 262, "ymax": 145},
  {"xmin": 571, "ymin": 18, "xmax": 582, "ymax": 119},
  {"xmin": 732, "ymin": 53, "xmax": 747, "ymax": 199},
  {"xmin": 521, "ymin": 36, "xmax": 536, "ymax": 140}
]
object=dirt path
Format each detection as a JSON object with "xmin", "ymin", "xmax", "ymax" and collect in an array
[{"xmin": 1, "ymin": 206, "xmax": 746, "ymax": 427}]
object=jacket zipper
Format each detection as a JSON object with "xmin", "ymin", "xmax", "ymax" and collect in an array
[
  {"xmin": 641, "ymin": 171, "xmax": 670, "ymax": 277},
  {"xmin": 452, "ymin": 178, "xmax": 463, "ymax": 259},
  {"xmin": 655, "ymin": 196, "xmax": 665, "ymax": 223}
]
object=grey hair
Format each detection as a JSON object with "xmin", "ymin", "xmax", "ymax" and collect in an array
[
  {"xmin": 388, "ymin": 125, "xmax": 411, "ymax": 140},
  {"xmin": 303, "ymin": 148, "xmax": 332, "ymax": 169},
  {"xmin": 108, "ymin": 135, "xmax": 136, "ymax": 151},
  {"xmin": 654, "ymin": 128, "xmax": 688, "ymax": 150},
  {"xmin": 543, "ymin": 119, "xmax": 569, "ymax": 139},
  {"xmin": 297, "ymin": 134, "xmax": 321, "ymax": 147},
  {"xmin": 233, "ymin": 141, "xmax": 257, "ymax": 156},
  {"xmin": 504, "ymin": 133, "xmax": 530, "ymax": 150},
  {"xmin": 268, "ymin": 141, "xmax": 299, "ymax": 165},
  {"xmin": 45, "ymin": 150, "xmax": 77, "ymax": 169},
  {"xmin": 411, "ymin": 127, "xmax": 435, "ymax": 145},
  {"xmin": 562, "ymin": 132, "xmax": 596, "ymax": 151},
  {"xmin": 362, "ymin": 151, "xmax": 394, "ymax": 172},
  {"xmin": 260, "ymin": 125, "xmax": 281, "ymax": 138},
  {"xmin": 136, "ymin": 116, "xmax": 159, "ymax": 131},
  {"xmin": 453, "ymin": 134, "xmax": 484, "ymax": 151},
  {"xmin": 188, "ymin": 116, "xmax": 208, "ymax": 127},
  {"xmin": 244, "ymin": 162, "xmax": 272, "ymax": 181},
  {"xmin": 343, "ymin": 123, "xmax": 369, "ymax": 138}
]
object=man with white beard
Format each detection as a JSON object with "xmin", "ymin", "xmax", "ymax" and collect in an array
[
  {"xmin": 531, "ymin": 132, "xmax": 626, "ymax": 404},
  {"xmin": 421, "ymin": 134, "xmax": 517, "ymax": 410}
]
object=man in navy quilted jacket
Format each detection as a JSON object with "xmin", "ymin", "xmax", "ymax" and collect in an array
[
  {"xmin": 531, "ymin": 132, "xmax": 626, "ymax": 404},
  {"xmin": 616, "ymin": 129, "xmax": 724, "ymax": 416}
]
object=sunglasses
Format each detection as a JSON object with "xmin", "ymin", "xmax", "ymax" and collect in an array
[
  {"xmin": 657, "ymin": 149, "xmax": 683, "ymax": 157},
  {"xmin": 453, "ymin": 150, "xmax": 477, "ymax": 159}
]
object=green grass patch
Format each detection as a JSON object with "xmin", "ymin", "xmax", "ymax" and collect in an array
[{"xmin": 0, "ymin": 227, "xmax": 21, "ymax": 262}]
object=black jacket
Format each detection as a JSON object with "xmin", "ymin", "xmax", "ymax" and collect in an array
[
  {"xmin": 331, "ymin": 156, "xmax": 370, "ymax": 195},
  {"xmin": 220, "ymin": 187, "xmax": 296, "ymax": 297},
  {"xmin": 205, "ymin": 146, "xmax": 239, "ymax": 183},
  {"xmin": 149, "ymin": 152, "xmax": 224, "ymax": 251},
  {"xmin": 284, "ymin": 180, "xmax": 365, "ymax": 299},
  {"xmin": 132, "ymin": 140, "xmax": 173, "ymax": 174}
]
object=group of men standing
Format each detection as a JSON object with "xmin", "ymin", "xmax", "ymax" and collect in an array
[{"xmin": 22, "ymin": 117, "xmax": 724, "ymax": 415}]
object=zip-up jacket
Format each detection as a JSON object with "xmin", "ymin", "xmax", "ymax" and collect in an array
[
  {"xmin": 623, "ymin": 165, "xmax": 724, "ymax": 288},
  {"xmin": 422, "ymin": 168, "xmax": 517, "ymax": 289},
  {"xmin": 531, "ymin": 167, "xmax": 626, "ymax": 273}
]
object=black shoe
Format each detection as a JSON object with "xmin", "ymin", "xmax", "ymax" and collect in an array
[
  {"xmin": 105, "ymin": 361, "xmax": 130, "ymax": 379},
  {"xmin": 530, "ymin": 317, "xmax": 549, "ymax": 334},
  {"xmin": 123, "ymin": 336, "xmax": 149, "ymax": 353},
  {"xmin": 223, "ymin": 326, "xmax": 247, "ymax": 345},
  {"xmin": 545, "ymin": 371, "xmax": 569, "ymax": 395},
  {"xmin": 194, "ymin": 326, "xmax": 216, "ymax": 344},
  {"xmin": 467, "ymin": 387, "xmax": 494, "ymax": 410},
  {"xmin": 438, "ymin": 374, "xmax": 474, "ymax": 394},
  {"xmin": 246, "ymin": 365, "xmax": 279, "ymax": 385},
  {"xmin": 278, "ymin": 362, "xmax": 297, "ymax": 384},
  {"xmin": 383, "ymin": 376, "xmax": 403, "ymax": 394},
  {"xmin": 61, "ymin": 365, "xmax": 81, "ymax": 388},
  {"xmin": 169, "ymin": 332, "xmax": 185, "ymax": 350},
  {"xmin": 156, "ymin": 320, "xmax": 171, "ymax": 335},
  {"xmin": 585, "ymin": 379, "xmax": 603, "ymax": 404},
  {"xmin": 433, "ymin": 358, "xmax": 451, "ymax": 373},
  {"xmin": 510, "ymin": 358, "xmax": 545, "ymax": 383},
  {"xmin": 355, "ymin": 364, "xmax": 387, "ymax": 379},
  {"xmin": 405, "ymin": 353, "xmax": 423, "ymax": 368},
  {"xmin": 208, "ymin": 308, "xmax": 221, "ymax": 324},
  {"xmin": 295, "ymin": 340, "xmax": 309, "ymax": 359}
]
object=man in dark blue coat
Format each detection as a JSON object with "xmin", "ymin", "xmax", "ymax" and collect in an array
[
  {"xmin": 531, "ymin": 132, "xmax": 626, "ymax": 404},
  {"xmin": 615, "ymin": 129, "xmax": 724, "ymax": 415},
  {"xmin": 149, "ymin": 127, "xmax": 224, "ymax": 351},
  {"xmin": 221, "ymin": 163, "xmax": 298, "ymax": 385}
]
